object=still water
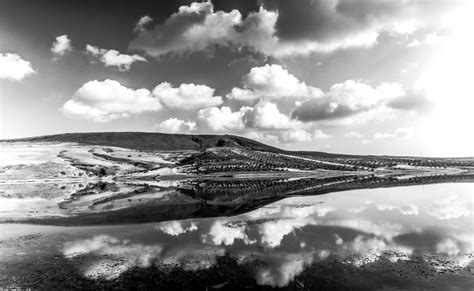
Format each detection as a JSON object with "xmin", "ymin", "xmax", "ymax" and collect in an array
[{"xmin": 1, "ymin": 183, "xmax": 473, "ymax": 289}]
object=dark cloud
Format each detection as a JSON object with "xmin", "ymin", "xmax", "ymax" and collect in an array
[
  {"xmin": 129, "ymin": 2, "xmax": 279, "ymax": 57},
  {"xmin": 393, "ymin": 228, "xmax": 469, "ymax": 255},
  {"xmin": 386, "ymin": 92, "xmax": 432, "ymax": 112},
  {"xmin": 128, "ymin": 0, "xmax": 463, "ymax": 57},
  {"xmin": 131, "ymin": 2, "xmax": 212, "ymax": 55},
  {"xmin": 292, "ymin": 100, "xmax": 362, "ymax": 122},
  {"xmin": 267, "ymin": 0, "xmax": 458, "ymax": 42},
  {"xmin": 264, "ymin": 0, "xmax": 356, "ymax": 42}
]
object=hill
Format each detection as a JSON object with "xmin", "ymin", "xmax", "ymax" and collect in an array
[{"xmin": 4, "ymin": 132, "xmax": 285, "ymax": 152}]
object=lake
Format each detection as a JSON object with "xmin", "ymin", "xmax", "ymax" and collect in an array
[{"xmin": 1, "ymin": 182, "xmax": 473, "ymax": 290}]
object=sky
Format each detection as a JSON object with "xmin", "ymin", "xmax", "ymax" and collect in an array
[{"xmin": 0, "ymin": 0, "xmax": 473, "ymax": 156}]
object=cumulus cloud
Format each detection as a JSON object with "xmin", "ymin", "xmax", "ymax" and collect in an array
[
  {"xmin": 279, "ymin": 129, "xmax": 331, "ymax": 143},
  {"xmin": 228, "ymin": 64, "xmax": 324, "ymax": 101},
  {"xmin": 152, "ymin": 82, "xmax": 223, "ymax": 110},
  {"xmin": 245, "ymin": 101, "xmax": 303, "ymax": 130},
  {"xmin": 86, "ymin": 44, "xmax": 146, "ymax": 71},
  {"xmin": 227, "ymin": 65, "xmax": 411, "ymax": 127},
  {"xmin": 129, "ymin": 1, "xmax": 455, "ymax": 57},
  {"xmin": 225, "ymin": 65, "xmax": 326, "ymax": 132},
  {"xmin": 245, "ymin": 128, "xmax": 331, "ymax": 145},
  {"xmin": 373, "ymin": 128, "xmax": 414, "ymax": 140},
  {"xmin": 156, "ymin": 118, "xmax": 196, "ymax": 133},
  {"xmin": 61, "ymin": 79, "xmax": 161, "ymax": 122},
  {"xmin": 51, "ymin": 34, "xmax": 72, "ymax": 56},
  {"xmin": 292, "ymin": 80, "xmax": 406, "ymax": 122},
  {"xmin": 197, "ymin": 106, "xmax": 249, "ymax": 132},
  {"xmin": 196, "ymin": 100, "xmax": 330, "ymax": 143},
  {"xmin": 0, "ymin": 53, "xmax": 35, "ymax": 80},
  {"xmin": 130, "ymin": 2, "xmax": 278, "ymax": 56},
  {"xmin": 62, "ymin": 79, "xmax": 227, "ymax": 122},
  {"xmin": 134, "ymin": 15, "xmax": 153, "ymax": 32}
]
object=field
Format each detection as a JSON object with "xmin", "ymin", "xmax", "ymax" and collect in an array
[{"xmin": 1, "ymin": 132, "xmax": 473, "ymax": 225}]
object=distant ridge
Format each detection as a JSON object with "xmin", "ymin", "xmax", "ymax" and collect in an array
[
  {"xmin": 3, "ymin": 132, "xmax": 471, "ymax": 159},
  {"xmin": 4, "ymin": 132, "xmax": 285, "ymax": 152}
]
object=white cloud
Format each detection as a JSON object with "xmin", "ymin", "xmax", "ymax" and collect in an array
[
  {"xmin": 312, "ymin": 129, "xmax": 332, "ymax": 140},
  {"xmin": 237, "ymin": 64, "xmax": 324, "ymax": 100},
  {"xmin": 156, "ymin": 118, "xmax": 196, "ymax": 133},
  {"xmin": 246, "ymin": 101, "xmax": 303, "ymax": 130},
  {"xmin": 0, "ymin": 53, "xmax": 35, "ymax": 80},
  {"xmin": 373, "ymin": 128, "xmax": 414, "ymax": 140},
  {"xmin": 62, "ymin": 79, "xmax": 226, "ymax": 122},
  {"xmin": 62, "ymin": 79, "xmax": 161, "ymax": 122},
  {"xmin": 279, "ymin": 129, "xmax": 330, "ymax": 143},
  {"xmin": 130, "ymin": 3, "xmax": 278, "ymax": 56},
  {"xmin": 152, "ymin": 82, "xmax": 222, "ymax": 110},
  {"xmin": 51, "ymin": 34, "xmax": 72, "ymax": 56},
  {"xmin": 292, "ymin": 80, "xmax": 406, "ymax": 123},
  {"xmin": 197, "ymin": 106, "xmax": 250, "ymax": 132},
  {"xmin": 86, "ymin": 44, "xmax": 146, "ymax": 71},
  {"xmin": 226, "ymin": 65, "xmax": 326, "ymax": 133},
  {"xmin": 272, "ymin": 30, "xmax": 380, "ymax": 57},
  {"xmin": 344, "ymin": 131, "xmax": 364, "ymax": 138},
  {"xmin": 408, "ymin": 32, "xmax": 445, "ymax": 48},
  {"xmin": 134, "ymin": 15, "xmax": 153, "ymax": 32},
  {"xmin": 328, "ymin": 81, "xmax": 404, "ymax": 111},
  {"xmin": 226, "ymin": 87, "xmax": 260, "ymax": 102},
  {"xmin": 279, "ymin": 129, "xmax": 313, "ymax": 143},
  {"xmin": 197, "ymin": 101, "xmax": 330, "ymax": 144}
]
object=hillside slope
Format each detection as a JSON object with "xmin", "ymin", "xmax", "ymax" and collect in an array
[{"xmin": 5, "ymin": 132, "xmax": 284, "ymax": 152}]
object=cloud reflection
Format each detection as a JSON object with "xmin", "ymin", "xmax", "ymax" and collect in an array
[
  {"xmin": 63, "ymin": 235, "xmax": 163, "ymax": 280},
  {"xmin": 157, "ymin": 220, "xmax": 198, "ymax": 236},
  {"xmin": 202, "ymin": 220, "xmax": 256, "ymax": 245},
  {"xmin": 427, "ymin": 195, "xmax": 474, "ymax": 220},
  {"xmin": 60, "ymin": 184, "xmax": 473, "ymax": 287}
]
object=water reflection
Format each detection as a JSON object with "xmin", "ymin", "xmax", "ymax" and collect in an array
[{"xmin": 1, "ymin": 183, "xmax": 472, "ymax": 289}]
